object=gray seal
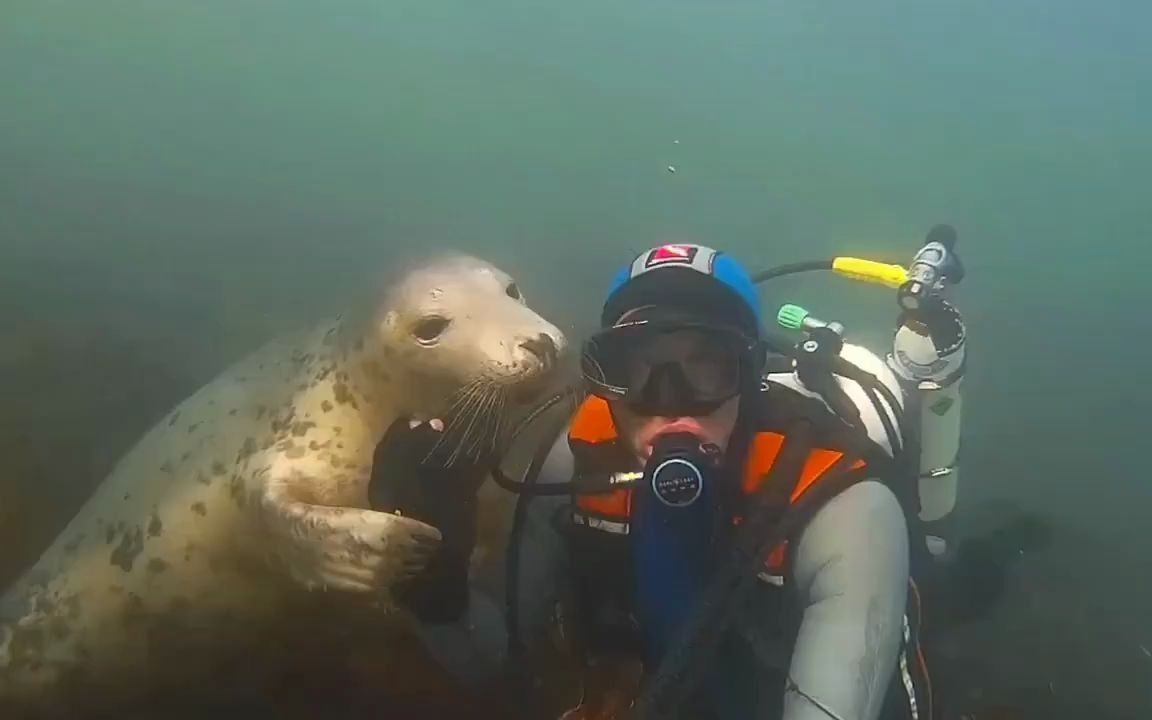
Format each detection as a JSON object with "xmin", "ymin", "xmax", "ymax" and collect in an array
[{"xmin": 0, "ymin": 252, "xmax": 566, "ymax": 713}]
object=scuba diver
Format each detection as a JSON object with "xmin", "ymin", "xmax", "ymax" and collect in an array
[
  {"xmin": 371, "ymin": 229, "xmax": 974, "ymax": 719},
  {"xmin": 496, "ymin": 231, "xmax": 969, "ymax": 720}
]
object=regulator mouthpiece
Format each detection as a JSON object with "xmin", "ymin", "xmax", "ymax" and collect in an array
[{"xmin": 646, "ymin": 433, "xmax": 722, "ymax": 509}]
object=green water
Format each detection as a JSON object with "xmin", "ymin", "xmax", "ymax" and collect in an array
[{"xmin": 2, "ymin": 0, "xmax": 1150, "ymax": 716}]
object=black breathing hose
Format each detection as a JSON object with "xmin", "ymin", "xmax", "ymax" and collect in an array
[
  {"xmin": 496, "ymin": 386, "xmax": 582, "ymax": 720},
  {"xmin": 750, "ymin": 259, "xmax": 833, "ymax": 284}
]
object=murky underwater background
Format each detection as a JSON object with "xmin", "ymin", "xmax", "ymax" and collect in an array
[{"xmin": 2, "ymin": 0, "xmax": 1150, "ymax": 716}]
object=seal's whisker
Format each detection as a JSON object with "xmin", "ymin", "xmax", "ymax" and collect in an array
[
  {"xmin": 450, "ymin": 383, "xmax": 495, "ymax": 466},
  {"xmin": 427, "ymin": 414, "xmax": 470, "ymax": 464},
  {"xmin": 430, "ymin": 376, "xmax": 517, "ymax": 468},
  {"xmin": 485, "ymin": 391, "xmax": 502, "ymax": 455},
  {"xmin": 435, "ymin": 380, "xmax": 484, "ymax": 439},
  {"xmin": 492, "ymin": 389, "xmax": 509, "ymax": 453},
  {"xmin": 482, "ymin": 389, "xmax": 504, "ymax": 457},
  {"xmin": 442, "ymin": 379, "xmax": 483, "ymax": 418},
  {"xmin": 483, "ymin": 387, "xmax": 509, "ymax": 461},
  {"xmin": 468, "ymin": 386, "xmax": 503, "ymax": 459},
  {"xmin": 464, "ymin": 381, "xmax": 507, "ymax": 465},
  {"xmin": 450, "ymin": 382, "xmax": 489, "ymax": 437},
  {"xmin": 429, "ymin": 380, "xmax": 490, "ymax": 465},
  {"xmin": 458, "ymin": 390, "xmax": 486, "ymax": 455}
]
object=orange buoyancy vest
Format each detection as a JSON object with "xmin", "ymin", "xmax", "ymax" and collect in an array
[{"xmin": 566, "ymin": 395, "xmax": 867, "ymax": 579}]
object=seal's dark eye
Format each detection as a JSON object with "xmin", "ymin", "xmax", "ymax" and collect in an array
[
  {"xmin": 412, "ymin": 316, "xmax": 451, "ymax": 343},
  {"xmin": 505, "ymin": 282, "xmax": 521, "ymax": 300}
]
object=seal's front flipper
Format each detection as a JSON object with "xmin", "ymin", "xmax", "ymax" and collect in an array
[{"xmin": 259, "ymin": 476, "xmax": 442, "ymax": 595}]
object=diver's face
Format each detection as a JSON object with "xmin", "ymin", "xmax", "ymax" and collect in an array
[{"xmin": 608, "ymin": 328, "xmax": 742, "ymax": 465}]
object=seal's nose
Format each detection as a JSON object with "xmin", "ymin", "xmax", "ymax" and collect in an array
[{"xmin": 520, "ymin": 333, "xmax": 558, "ymax": 369}]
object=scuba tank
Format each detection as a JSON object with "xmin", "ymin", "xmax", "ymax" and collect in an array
[
  {"xmin": 890, "ymin": 311, "xmax": 965, "ymax": 558},
  {"xmin": 889, "ymin": 226, "xmax": 967, "ymax": 558}
]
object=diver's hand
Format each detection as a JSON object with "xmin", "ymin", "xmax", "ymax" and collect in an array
[
  {"xmin": 368, "ymin": 417, "xmax": 489, "ymax": 521},
  {"xmin": 368, "ymin": 416, "xmax": 484, "ymax": 623},
  {"xmin": 368, "ymin": 417, "xmax": 460, "ymax": 517}
]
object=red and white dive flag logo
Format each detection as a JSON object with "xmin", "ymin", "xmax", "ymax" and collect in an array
[{"xmin": 644, "ymin": 244, "xmax": 699, "ymax": 268}]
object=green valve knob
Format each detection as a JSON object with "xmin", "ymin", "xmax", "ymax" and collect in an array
[{"xmin": 777, "ymin": 303, "xmax": 809, "ymax": 330}]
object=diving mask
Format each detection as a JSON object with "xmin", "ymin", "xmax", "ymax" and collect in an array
[{"xmin": 580, "ymin": 317, "xmax": 763, "ymax": 417}]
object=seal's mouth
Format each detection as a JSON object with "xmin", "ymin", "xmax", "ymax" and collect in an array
[
  {"xmin": 422, "ymin": 378, "xmax": 516, "ymax": 468},
  {"xmin": 418, "ymin": 344, "xmax": 568, "ymax": 469}
]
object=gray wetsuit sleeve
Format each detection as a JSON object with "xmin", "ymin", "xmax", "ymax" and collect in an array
[
  {"xmin": 509, "ymin": 430, "xmax": 574, "ymax": 647},
  {"xmin": 781, "ymin": 479, "xmax": 910, "ymax": 720}
]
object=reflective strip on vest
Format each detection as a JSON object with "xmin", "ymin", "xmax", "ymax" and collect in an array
[{"xmin": 572, "ymin": 513, "xmax": 631, "ymax": 535}]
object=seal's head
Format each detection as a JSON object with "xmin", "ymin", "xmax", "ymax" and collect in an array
[
  {"xmin": 358, "ymin": 253, "xmax": 566, "ymax": 450},
  {"xmin": 379, "ymin": 253, "xmax": 565, "ymax": 384}
]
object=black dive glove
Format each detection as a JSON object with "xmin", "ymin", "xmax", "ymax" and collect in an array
[{"xmin": 367, "ymin": 417, "xmax": 487, "ymax": 625}]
